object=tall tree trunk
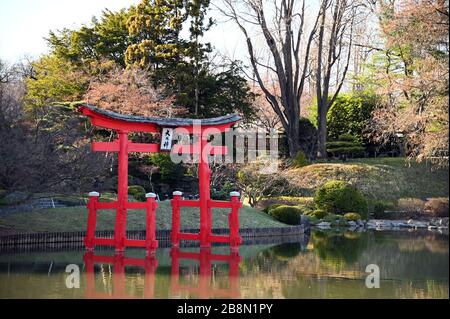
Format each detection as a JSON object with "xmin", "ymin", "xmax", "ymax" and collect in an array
[
  {"xmin": 287, "ymin": 118, "xmax": 300, "ymax": 158},
  {"xmin": 315, "ymin": 0, "xmax": 355, "ymax": 159},
  {"xmin": 317, "ymin": 103, "xmax": 328, "ymax": 158}
]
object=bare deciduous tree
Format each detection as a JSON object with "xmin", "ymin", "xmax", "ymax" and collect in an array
[
  {"xmin": 315, "ymin": 0, "xmax": 362, "ymax": 158},
  {"xmin": 0, "ymin": 59, "xmax": 111, "ymax": 198},
  {"xmin": 250, "ymin": 84, "xmax": 283, "ymax": 132},
  {"xmin": 218, "ymin": 0, "xmax": 321, "ymax": 158}
]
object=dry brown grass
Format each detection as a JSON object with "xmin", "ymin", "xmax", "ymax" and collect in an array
[{"xmin": 424, "ymin": 197, "xmax": 449, "ymax": 217}]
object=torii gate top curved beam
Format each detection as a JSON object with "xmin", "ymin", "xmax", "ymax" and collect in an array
[{"xmin": 79, "ymin": 104, "xmax": 241, "ymax": 133}]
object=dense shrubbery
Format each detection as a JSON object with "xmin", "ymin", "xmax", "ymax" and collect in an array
[
  {"xmin": 211, "ymin": 181, "xmax": 235, "ymax": 200},
  {"xmin": 128, "ymin": 185, "xmax": 146, "ymax": 201},
  {"xmin": 291, "ymin": 151, "xmax": 309, "ymax": 168},
  {"xmin": 269, "ymin": 205, "xmax": 304, "ymax": 225},
  {"xmin": 280, "ymin": 117, "xmax": 318, "ymax": 160},
  {"xmin": 263, "ymin": 203, "xmax": 284, "ymax": 214},
  {"xmin": 343, "ymin": 212, "xmax": 361, "ymax": 221},
  {"xmin": 326, "ymin": 134, "xmax": 365, "ymax": 159},
  {"xmin": 326, "ymin": 92, "xmax": 377, "ymax": 142},
  {"xmin": 298, "ymin": 117, "xmax": 318, "ymax": 160},
  {"xmin": 372, "ymin": 200, "xmax": 396, "ymax": 218},
  {"xmin": 315, "ymin": 180, "xmax": 368, "ymax": 219},
  {"xmin": 309, "ymin": 209, "xmax": 328, "ymax": 219},
  {"xmin": 259, "ymin": 196, "xmax": 315, "ymax": 210},
  {"xmin": 149, "ymin": 153, "xmax": 185, "ymax": 182}
]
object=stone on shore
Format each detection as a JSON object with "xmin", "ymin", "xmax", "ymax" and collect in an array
[{"xmin": 316, "ymin": 222, "xmax": 332, "ymax": 229}]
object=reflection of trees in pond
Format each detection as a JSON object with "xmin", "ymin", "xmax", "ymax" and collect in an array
[
  {"xmin": 370, "ymin": 231, "xmax": 449, "ymax": 255},
  {"xmin": 269, "ymin": 243, "xmax": 303, "ymax": 260},
  {"xmin": 358, "ymin": 231, "xmax": 449, "ymax": 280},
  {"xmin": 311, "ymin": 230, "xmax": 370, "ymax": 266},
  {"xmin": 281, "ymin": 274, "xmax": 449, "ymax": 299},
  {"xmin": 424, "ymin": 239, "xmax": 449, "ymax": 254},
  {"xmin": 240, "ymin": 242, "xmax": 307, "ymax": 276}
]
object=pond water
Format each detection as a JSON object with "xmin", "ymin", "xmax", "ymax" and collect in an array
[{"xmin": 0, "ymin": 230, "xmax": 448, "ymax": 299}]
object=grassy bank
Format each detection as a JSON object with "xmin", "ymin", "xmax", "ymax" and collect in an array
[
  {"xmin": 0, "ymin": 200, "xmax": 286, "ymax": 235},
  {"xmin": 281, "ymin": 157, "xmax": 448, "ymax": 201}
]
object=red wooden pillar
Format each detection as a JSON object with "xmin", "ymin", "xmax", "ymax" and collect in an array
[
  {"xmin": 229, "ymin": 192, "xmax": 242, "ymax": 249},
  {"xmin": 114, "ymin": 130, "xmax": 129, "ymax": 252},
  {"xmin": 171, "ymin": 191, "xmax": 182, "ymax": 246},
  {"xmin": 198, "ymin": 137, "xmax": 211, "ymax": 248},
  {"xmin": 85, "ymin": 192, "xmax": 99, "ymax": 250},
  {"xmin": 145, "ymin": 192, "xmax": 158, "ymax": 253}
]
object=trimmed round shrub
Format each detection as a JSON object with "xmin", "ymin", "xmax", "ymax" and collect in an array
[
  {"xmin": 269, "ymin": 205, "xmax": 304, "ymax": 225},
  {"xmin": 296, "ymin": 204, "xmax": 314, "ymax": 216},
  {"xmin": 314, "ymin": 180, "xmax": 368, "ymax": 219},
  {"xmin": 128, "ymin": 185, "xmax": 146, "ymax": 201},
  {"xmin": 344, "ymin": 212, "xmax": 361, "ymax": 221},
  {"xmin": 258, "ymin": 197, "xmax": 315, "ymax": 211},
  {"xmin": 263, "ymin": 203, "xmax": 284, "ymax": 214},
  {"xmin": 309, "ymin": 209, "xmax": 328, "ymax": 219}
]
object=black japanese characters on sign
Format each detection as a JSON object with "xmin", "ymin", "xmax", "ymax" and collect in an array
[{"xmin": 160, "ymin": 128, "xmax": 174, "ymax": 151}]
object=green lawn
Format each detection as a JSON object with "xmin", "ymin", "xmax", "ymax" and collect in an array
[{"xmin": 0, "ymin": 200, "xmax": 287, "ymax": 235}]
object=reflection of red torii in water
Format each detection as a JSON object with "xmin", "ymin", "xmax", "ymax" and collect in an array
[
  {"xmin": 170, "ymin": 248, "xmax": 241, "ymax": 299},
  {"xmin": 83, "ymin": 248, "xmax": 241, "ymax": 299},
  {"xmin": 78, "ymin": 104, "xmax": 243, "ymax": 253},
  {"xmin": 83, "ymin": 251, "xmax": 158, "ymax": 299}
]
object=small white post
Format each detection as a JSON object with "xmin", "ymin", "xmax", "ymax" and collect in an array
[{"xmin": 229, "ymin": 191, "xmax": 240, "ymax": 198}]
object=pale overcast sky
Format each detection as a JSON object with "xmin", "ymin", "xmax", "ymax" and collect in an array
[{"xmin": 0, "ymin": 0, "xmax": 245, "ymax": 64}]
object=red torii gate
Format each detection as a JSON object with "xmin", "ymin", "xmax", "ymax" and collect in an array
[{"xmin": 78, "ymin": 104, "xmax": 242, "ymax": 253}]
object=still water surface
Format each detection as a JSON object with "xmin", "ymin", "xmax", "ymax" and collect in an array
[{"xmin": 0, "ymin": 230, "xmax": 448, "ymax": 298}]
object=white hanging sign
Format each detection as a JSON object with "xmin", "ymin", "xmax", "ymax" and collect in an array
[{"xmin": 160, "ymin": 128, "xmax": 174, "ymax": 151}]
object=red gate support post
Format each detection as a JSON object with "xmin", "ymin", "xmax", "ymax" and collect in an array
[
  {"xmin": 198, "ymin": 137, "xmax": 211, "ymax": 248},
  {"xmin": 145, "ymin": 192, "xmax": 158, "ymax": 253},
  {"xmin": 115, "ymin": 131, "xmax": 129, "ymax": 252},
  {"xmin": 85, "ymin": 192, "xmax": 100, "ymax": 250},
  {"xmin": 171, "ymin": 191, "xmax": 182, "ymax": 247},
  {"xmin": 229, "ymin": 192, "xmax": 243, "ymax": 250}
]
